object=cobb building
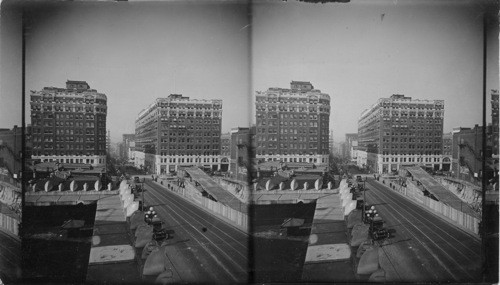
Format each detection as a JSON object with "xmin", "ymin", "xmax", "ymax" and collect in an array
[
  {"xmin": 29, "ymin": 80, "xmax": 107, "ymax": 168},
  {"xmin": 134, "ymin": 94, "xmax": 223, "ymax": 174},
  {"xmin": 255, "ymin": 81, "xmax": 330, "ymax": 167},
  {"xmin": 357, "ymin": 94, "xmax": 445, "ymax": 173}
]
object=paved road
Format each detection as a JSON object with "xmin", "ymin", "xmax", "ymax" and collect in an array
[
  {"xmin": 365, "ymin": 178, "xmax": 482, "ymax": 283},
  {"xmin": 0, "ymin": 229, "xmax": 21, "ymax": 284},
  {"xmin": 143, "ymin": 180, "xmax": 249, "ymax": 284}
]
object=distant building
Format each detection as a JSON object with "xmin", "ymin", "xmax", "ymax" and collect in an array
[
  {"xmin": 230, "ymin": 127, "xmax": 254, "ymax": 181},
  {"xmin": 339, "ymin": 141, "xmax": 348, "ymax": 159},
  {"xmin": 451, "ymin": 125, "xmax": 494, "ymax": 184},
  {"xmin": 121, "ymin": 134, "xmax": 135, "ymax": 163},
  {"xmin": 134, "ymin": 94, "xmax": 222, "ymax": 174},
  {"xmin": 0, "ymin": 126, "xmax": 23, "ymax": 236},
  {"xmin": 345, "ymin": 133, "xmax": 358, "ymax": 164},
  {"xmin": 106, "ymin": 130, "xmax": 111, "ymax": 155},
  {"xmin": 442, "ymin": 132, "xmax": 452, "ymax": 171},
  {"xmin": 358, "ymin": 94, "xmax": 445, "ymax": 173},
  {"xmin": 491, "ymin": 90, "xmax": 499, "ymax": 157},
  {"xmin": 221, "ymin": 133, "xmax": 231, "ymax": 157},
  {"xmin": 328, "ymin": 130, "xmax": 335, "ymax": 155},
  {"xmin": 29, "ymin": 80, "xmax": 107, "ymax": 168},
  {"xmin": 0, "ymin": 126, "xmax": 22, "ymax": 179},
  {"xmin": 255, "ymin": 81, "xmax": 330, "ymax": 166}
]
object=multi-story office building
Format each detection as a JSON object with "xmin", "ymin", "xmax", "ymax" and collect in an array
[
  {"xmin": 255, "ymin": 81, "xmax": 330, "ymax": 166},
  {"xmin": 106, "ymin": 130, "xmax": 111, "ymax": 155},
  {"xmin": 328, "ymin": 130, "xmax": 335, "ymax": 155},
  {"xmin": 221, "ymin": 132, "xmax": 231, "ymax": 157},
  {"xmin": 134, "ymin": 94, "xmax": 222, "ymax": 174},
  {"xmin": 30, "ymin": 80, "xmax": 107, "ymax": 168},
  {"xmin": 358, "ymin": 94, "xmax": 445, "ymax": 174}
]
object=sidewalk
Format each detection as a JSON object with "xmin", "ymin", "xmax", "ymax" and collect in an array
[
  {"xmin": 301, "ymin": 191, "xmax": 356, "ymax": 282},
  {"xmin": 86, "ymin": 194, "xmax": 141, "ymax": 284}
]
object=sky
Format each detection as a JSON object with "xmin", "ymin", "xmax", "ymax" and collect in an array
[
  {"xmin": 0, "ymin": 0, "xmax": 498, "ymax": 143},
  {"xmin": 3, "ymin": 1, "xmax": 251, "ymax": 142},
  {"xmin": 252, "ymin": 0, "xmax": 499, "ymax": 142}
]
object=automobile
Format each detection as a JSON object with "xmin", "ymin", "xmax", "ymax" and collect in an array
[
  {"xmin": 356, "ymin": 175, "xmax": 362, "ymax": 182},
  {"xmin": 134, "ymin": 184, "xmax": 143, "ymax": 192},
  {"xmin": 134, "ymin": 176, "xmax": 140, "ymax": 183}
]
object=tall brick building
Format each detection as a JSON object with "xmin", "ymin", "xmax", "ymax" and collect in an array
[
  {"xmin": 357, "ymin": 94, "xmax": 445, "ymax": 173},
  {"xmin": 30, "ymin": 80, "xmax": 107, "ymax": 168},
  {"xmin": 134, "ymin": 94, "xmax": 222, "ymax": 174},
  {"xmin": 255, "ymin": 81, "xmax": 330, "ymax": 166}
]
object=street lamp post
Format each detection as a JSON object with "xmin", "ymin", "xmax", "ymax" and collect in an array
[
  {"xmin": 361, "ymin": 177, "xmax": 367, "ymax": 220},
  {"xmin": 141, "ymin": 177, "xmax": 145, "ymax": 211}
]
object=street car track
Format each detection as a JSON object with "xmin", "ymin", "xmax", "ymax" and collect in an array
[
  {"xmin": 366, "ymin": 180, "xmax": 480, "ymax": 281},
  {"xmin": 144, "ymin": 181, "xmax": 248, "ymax": 283}
]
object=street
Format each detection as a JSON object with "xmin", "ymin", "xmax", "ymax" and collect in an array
[
  {"xmin": 365, "ymin": 178, "xmax": 482, "ymax": 282},
  {"xmin": 142, "ymin": 180, "xmax": 249, "ymax": 283}
]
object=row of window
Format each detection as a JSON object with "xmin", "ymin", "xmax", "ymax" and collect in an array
[
  {"xmin": 255, "ymin": 105, "xmax": 324, "ymax": 112},
  {"xmin": 159, "ymin": 157, "xmax": 219, "ymax": 163},
  {"xmin": 256, "ymin": 142, "xmax": 324, "ymax": 149},
  {"xmin": 157, "ymin": 103, "xmax": 221, "ymax": 110},
  {"xmin": 33, "ymin": 144, "xmax": 98, "ymax": 150},
  {"xmin": 31, "ymin": 105, "xmax": 105, "ymax": 113},
  {"xmin": 32, "ymin": 153, "xmax": 105, "ymax": 159},
  {"xmin": 381, "ymin": 151, "xmax": 441, "ymax": 155},
  {"xmin": 158, "ymin": 151, "xmax": 219, "ymax": 156},
  {"xmin": 257, "ymin": 120, "xmax": 319, "ymax": 127},
  {"xmin": 381, "ymin": 156, "xmax": 441, "ymax": 163},
  {"xmin": 256, "ymin": 150, "xmax": 329, "ymax": 156},
  {"xmin": 162, "ymin": 138, "xmax": 219, "ymax": 143},
  {"xmin": 158, "ymin": 112, "xmax": 220, "ymax": 118},
  {"xmin": 161, "ymin": 118, "xmax": 220, "ymax": 124},
  {"xmin": 382, "ymin": 144, "xmax": 441, "ymax": 149},
  {"xmin": 382, "ymin": 137, "xmax": 441, "ymax": 143},
  {"xmin": 382, "ymin": 132, "xmax": 441, "ymax": 137},
  {"xmin": 160, "ymin": 145, "xmax": 219, "ymax": 150}
]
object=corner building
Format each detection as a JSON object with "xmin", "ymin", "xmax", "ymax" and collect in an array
[
  {"xmin": 30, "ymin": 81, "xmax": 107, "ymax": 168},
  {"xmin": 134, "ymin": 94, "xmax": 222, "ymax": 174},
  {"xmin": 255, "ymin": 81, "xmax": 330, "ymax": 166},
  {"xmin": 358, "ymin": 94, "xmax": 444, "ymax": 174}
]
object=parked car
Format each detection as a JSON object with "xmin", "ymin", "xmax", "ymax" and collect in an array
[{"xmin": 134, "ymin": 176, "xmax": 140, "ymax": 183}]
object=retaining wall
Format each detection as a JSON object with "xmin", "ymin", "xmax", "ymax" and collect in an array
[
  {"xmin": 0, "ymin": 210, "xmax": 19, "ymax": 236},
  {"xmin": 160, "ymin": 179, "xmax": 249, "ymax": 233},
  {"xmin": 381, "ymin": 178, "xmax": 480, "ymax": 235},
  {"xmin": 0, "ymin": 182, "xmax": 20, "ymax": 236}
]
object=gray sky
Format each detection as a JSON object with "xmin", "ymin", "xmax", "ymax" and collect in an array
[
  {"xmin": 0, "ymin": 0, "xmax": 498, "ymax": 143},
  {"xmin": 20, "ymin": 1, "xmax": 251, "ymax": 142},
  {"xmin": 252, "ymin": 0, "xmax": 498, "ymax": 142}
]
